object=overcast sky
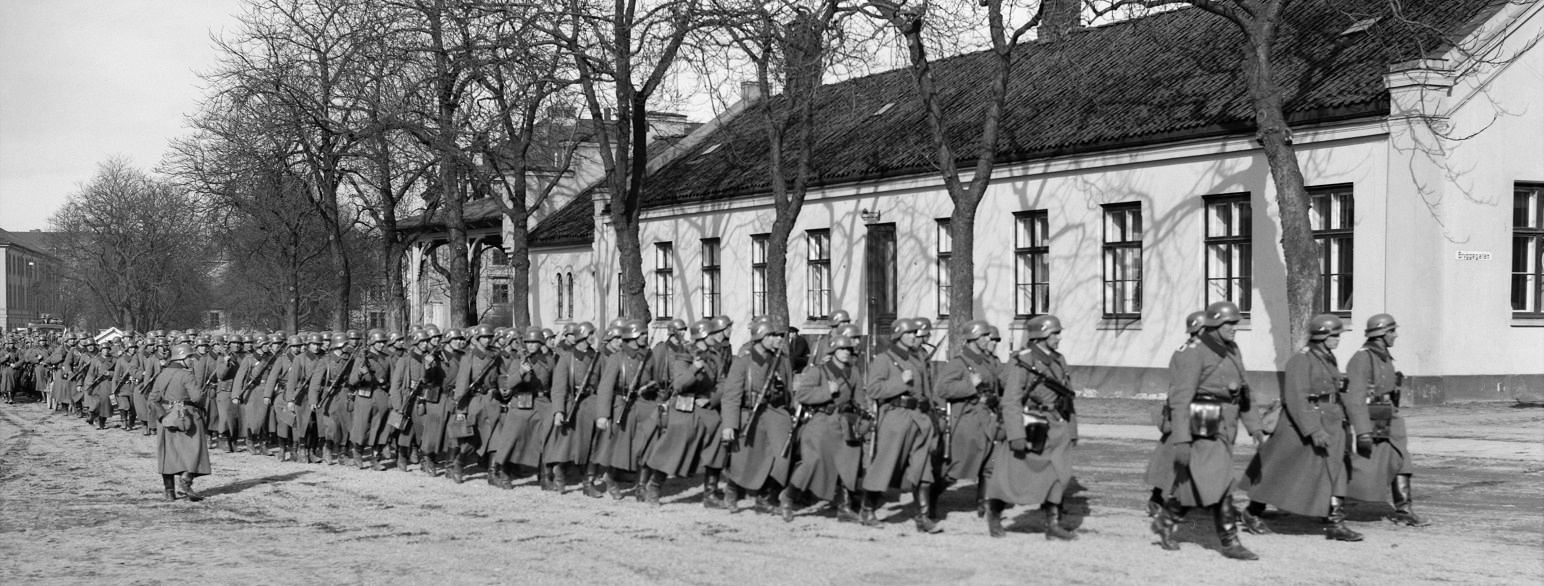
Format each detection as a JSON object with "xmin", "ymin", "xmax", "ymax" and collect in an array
[{"xmin": 0, "ymin": 0, "xmax": 246, "ymax": 232}]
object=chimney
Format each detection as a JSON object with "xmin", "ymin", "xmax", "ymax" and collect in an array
[
  {"xmin": 740, "ymin": 80, "xmax": 763, "ymax": 103},
  {"xmin": 645, "ymin": 111, "xmax": 689, "ymax": 140},
  {"xmin": 1039, "ymin": 0, "xmax": 1081, "ymax": 42},
  {"xmin": 591, "ymin": 186, "xmax": 612, "ymax": 219}
]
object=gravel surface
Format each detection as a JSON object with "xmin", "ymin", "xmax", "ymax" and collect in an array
[{"xmin": 2, "ymin": 398, "xmax": 1540, "ymax": 585}]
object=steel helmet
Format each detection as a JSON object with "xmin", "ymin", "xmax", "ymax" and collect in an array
[
  {"xmin": 389, "ymin": 331, "xmax": 406, "ymax": 344},
  {"xmin": 914, "ymin": 317, "xmax": 934, "ymax": 335},
  {"xmin": 195, "ymin": 336, "xmax": 211, "ymax": 347},
  {"xmin": 522, "ymin": 326, "xmax": 545, "ymax": 344},
  {"xmin": 608, "ymin": 318, "xmax": 630, "ymax": 330},
  {"xmin": 125, "ymin": 338, "xmax": 140, "ymax": 349},
  {"xmin": 541, "ymin": 328, "xmax": 555, "ymax": 340},
  {"xmin": 1203, "ymin": 301, "xmax": 1243, "ymax": 328},
  {"xmin": 368, "ymin": 329, "xmax": 389, "ymax": 344},
  {"xmin": 169, "ymin": 343, "xmax": 194, "ymax": 361},
  {"xmin": 441, "ymin": 328, "xmax": 463, "ymax": 341},
  {"xmin": 330, "ymin": 333, "xmax": 348, "ymax": 348},
  {"xmin": 987, "ymin": 325, "xmax": 1003, "ymax": 341},
  {"xmin": 1024, "ymin": 314, "xmax": 1064, "ymax": 341},
  {"xmin": 493, "ymin": 326, "xmax": 511, "ymax": 339},
  {"xmin": 827, "ymin": 335, "xmax": 858, "ymax": 353},
  {"xmin": 960, "ymin": 320, "xmax": 992, "ymax": 342},
  {"xmin": 470, "ymin": 324, "xmax": 495, "ymax": 339},
  {"xmin": 749, "ymin": 317, "xmax": 788, "ymax": 342},
  {"xmin": 562, "ymin": 322, "xmax": 580, "ymax": 336},
  {"xmin": 266, "ymin": 333, "xmax": 284, "ymax": 345},
  {"xmin": 667, "ymin": 318, "xmax": 687, "ymax": 333},
  {"xmin": 1185, "ymin": 311, "xmax": 1207, "ymax": 335},
  {"xmin": 575, "ymin": 321, "xmax": 597, "ymax": 339},
  {"xmin": 1308, "ymin": 314, "xmax": 1345, "ymax": 342},
  {"xmin": 889, "ymin": 318, "xmax": 920, "ymax": 340},
  {"xmin": 603, "ymin": 326, "xmax": 623, "ymax": 342},
  {"xmin": 408, "ymin": 330, "xmax": 427, "ymax": 345},
  {"xmin": 709, "ymin": 315, "xmax": 733, "ymax": 334},
  {"xmin": 346, "ymin": 329, "xmax": 362, "ymax": 341},
  {"xmin": 287, "ymin": 335, "xmax": 304, "ymax": 347},
  {"xmin": 423, "ymin": 325, "xmax": 443, "ymax": 339},
  {"xmin": 830, "ymin": 309, "xmax": 852, "ymax": 325},
  {"xmin": 688, "ymin": 319, "xmax": 713, "ymax": 341},
  {"xmin": 834, "ymin": 324, "xmax": 861, "ymax": 339},
  {"xmin": 620, "ymin": 319, "xmax": 648, "ymax": 340},
  {"xmin": 305, "ymin": 333, "xmax": 324, "ymax": 346},
  {"xmin": 1364, "ymin": 313, "xmax": 1397, "ymax": 337}
]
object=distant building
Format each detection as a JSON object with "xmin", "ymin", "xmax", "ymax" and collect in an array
[{"xmin": 0, "ymin": 228, "xmax": 64, "ymax": 332}]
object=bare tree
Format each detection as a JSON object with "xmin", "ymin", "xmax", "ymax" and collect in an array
[{"xmin": 50, "ymin": 159, "xmax": 214, "ymax": 331}]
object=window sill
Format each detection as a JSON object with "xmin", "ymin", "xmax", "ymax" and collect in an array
[
  {"xmin": 1097, "ymin": 317, "xmax": 1142, "ymax": 331},
  {"xmin": 1511, "ymin": 316, "xmax": 1544, "ymax": 327}
]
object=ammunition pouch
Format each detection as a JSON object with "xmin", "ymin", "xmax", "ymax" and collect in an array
[
  {"xmin": 386, "ymin": 408, "xmax": 409, "ymax": 430},
  {"xmin": 840, "ymin": 410, "xmax": 872, "ymax": 445},
  {"xmin": 672, "ymin": 394, "xmax": 698, "ymax": 413},
  {"xmin": 638, "ymin": 382, "xmax": 661, "ymax": 402},
  {"xmin": 1021, "ymin": 407, "xmax": 1050, "ymax": 454},
  {"xmin": 354, "ymin": 388, "xmax": 373, "ymax": 399},
  {"xmin": 512, "ymin": 392, "xmax": 536, "ymax": 411},
  {"xmin": 1367, "ymin": 402, "xmax": 1395, "ymax": 439},
  {"xmin": 1188, "ymin": 396, "xmax": 1226, "ymax": 440},
  {"xmin": 449, "ymin": 411, "xmax": 476, "ymax": 439}
]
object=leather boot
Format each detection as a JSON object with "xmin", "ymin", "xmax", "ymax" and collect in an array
[
  {"xmin": 723, "ymin": 482, "xmax": 741, "ymax": 514},
  {"xmin": 834, "ymin": 485, "xmax": 861, "ymax": 523},
  {"xmin": 322, "ymin": 443, "xmax": 334, "ymax": 466},
  {"xmin": 163, "ymin": 474, "xmax": 178, "ymax": 501},
  {"xmin": 1389, "ymin": 475, "xmax": 1430, "ymax": 527},
  {"xmin": 985, "ymin": 499, "xmax": 1006, "ymax": 538},
  {"xmin": 1147, "ymin": 488, "xmax": 1165, "ymax": 518},
  {"xmin": 1214, "ymin": 501, "xmax": 1259, "ymax": 560},
  {"xmin": 926, "ymin": 480, "xmax": 949, "ymax": 521},
  {"xmin": 448, "ymin": 451, "xmax": 465, "ymax": 484},
  {"xmin": 702, "ymin": 470, "xmax": 725, "ymax": 509},
  {"xmin": 396, "ymin": 449, "xmax": 411, "ymax": 472},
  {"xmin": 373, "ymin": 447, "xmax": 387, "ymax": 471},
  {"xmin": 1043, "ymin": 502, "xmax": 1077, "ymax": 541},
  {"xmin": 913, "ymin": 484, "xmax": 943, "ymax": 534},
  {"xmin": 605, "ymin": 470, "xmax": 624, "ymax": 500},
  {"xmin": 636, "ymin": 468, "xmax": 653, "ymax": 503},
  {"xmin": 582, "ymin": 465, "xmax": 604, "ymax": 498},
  {"xmin": 226, "ymin": 436, "xmax": 237, "ymax": 453},
  {"xmin": 1152, "ymin": 499, "xmax": 1184, "ymax": 551},
  {"xmin": 1238, "ymin": 501, "xmax": 1273, "ymax": 535},
  {"xmin": 1325, "ymin": 496, "xmax": 1364, "ymax": 542},
  {"xmin": 178, "ymin": 474, "xmax": 203, "ymax": 502},
  {"xmin": 142, "ymin": 425, "xmax": 154, "ymax": 436},
  {"xmin": 496, "ymin": 464, "xmax": 514, "ymax": 489},
  {"xmin": 754, "ymin": 491, "xmax": 777, "ymax": 515},
  {"xmin": 550, "ymin": 465, "xmax": 567, "ymax": 494},
  {"xmin": 858, "ymin": 491, "xmax": 882, "ymax": 527},
  {"xmin": 644, "ymin": 469, "xmax": 662, "ymax": 506},
  {"xmin": 976, "ymin": 484, "xmax": 988, "ymax": 519},
  {"xmin": 778, "ymin": 486, "xmax": 796, "ymax": 522}
]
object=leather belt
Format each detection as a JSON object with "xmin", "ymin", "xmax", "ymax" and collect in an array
[
  {"xmin": 886, "ymin": 395, "xmax": 921, "ymax": 410},
  {"xmin": 1306, "ymin": 394, "xmax": 1331, "ymax": 403}
]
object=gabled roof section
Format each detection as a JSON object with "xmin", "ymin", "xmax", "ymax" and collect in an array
[
  {"xmin": 529, "ymin": 188, "xmax": 595, "ymax": 248},
  {"xmin": 640, "ymin": 0, "xmax": 1508, "ymax": 206},
  {"xmin": 0, "ymin": 228, "xmax": 63, "ymax": 259}
]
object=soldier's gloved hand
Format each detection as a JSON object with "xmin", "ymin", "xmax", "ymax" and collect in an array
[
  {"xmin": 969, "ymin": 373, "xmax": 983, "ymax": 388},
  {"xmin": 263, "ymin": 397, "xmax": 271, "ymax": 405},
  {"xmin": 1008, "ymin": 438, "xmax": 1028, "ymax": 455},
  {"xmin": 827, "ymin": 380, "xmax": 840, "ymax": 395},
  {"xmin": 721, "ymin": 427, "xmax": 736, "ymax": 443},
  {"xmin": 1174, "ymin": 442, "xmax": 1192, "ymax": 466},
  {"xmin": 692, "ymin": 359, "xmax": 706, "ymax": 372},
  {"xmin": 596, "ymin": 417, "xmax": 611, "ymax": 431},
  {"xmin": 901, "ymin": 369, "xmax": 914, "ymax": 384},
  {"xmin": 1355, "ymin": 433, "xmax": 1374, "ymax": 458},
  {"xmin": 553, "ymin": 411, "xmax": 566, "ymax": 426},
  {"xmin": 1309, "ymin": 429, "xmax": 1331, "ymax": 449},
  {"xmin": 1250, "ymin": 430, "xmax": 1265, "ymax": 446},
  {"xmin": 286, "ymin": 402, "xmax": 297, "ymax": 413}
]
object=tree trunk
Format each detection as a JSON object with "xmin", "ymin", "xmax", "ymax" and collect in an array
[
  {"xmin": 1242, "ymin": 19, "xmax": 1318, "ymax": 349},
  {"xmin": 766, "ymin": 223, "xmax": 793, "ymax": 323},
  {"xmin": 506, "ymin": 178, "xmax": 533, "ymax": 328}
]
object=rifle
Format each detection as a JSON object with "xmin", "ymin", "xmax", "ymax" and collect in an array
[
  {"xmin": 1391, "ymin": 371, "xmax": 1405, "ymax": 408},
  {"xmin": 388, "ymin": 379, "xmax": 425, "ymax": 430},
  {"xmin": 316, "ymin": 352, "xmax": 359, "ymax": 413},
  {"xmin": 1023, "ymin": 361, "xmax": 1077, "ymax": 420},
  {"xmin": 454, "ymin": 352, "xmax": 500, "ymax": 414},
  {"xmin": 238, "ymin": 352, "xmax": 281, "ymax": 404},
  {"xmin": 742, "ymin": 343, "xmax": 786, "ymax": 445},
  {"xmin": 561, "ymin": 350, "xmax": 601, "ymax": 429},
  {"xmin": 616, "ymin": 350, "xmax": 656, "ymax": 431}
]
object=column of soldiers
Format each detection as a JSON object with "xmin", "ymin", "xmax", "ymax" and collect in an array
[{"xmin": 0, "ymin": 305, "xmax": 1429, "ymax": 556}]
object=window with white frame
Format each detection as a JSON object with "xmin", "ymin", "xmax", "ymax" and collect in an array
[
  {"xmin": 1014, "ymin": 211, "xmax": 1050, "ymax": 317},
  {"xmin": 1102, "ymin": 203, "xmax": 1143, "ymax": 319},
  {"xmin": 807, "ymin": 229, "xmax": 831, "ymax": 319},
  {"xmin": 1205, "ymin": 193, "xmax": 1252, "ymax": 317},
  {"xmin": 654, "ymin": 242, "xmax": 674, "ymax": 318},
  {"xmin": 702, "ymin": 239, "xmax": 721, "ymax": 318},
  {"xmin": 751, "ymin": 234, "xmax": 769, "ymax": 317},
  {"xmin": 937, "ymin": 219, "xmax": 951, "ymax": 319},
  {"xmin": 1514, "ymin": 184, "xmax": 1544, "ymax": 317},
  {"xmin": 1309, "ymin": 186, "xmax": 1354, "ymax": 315}
]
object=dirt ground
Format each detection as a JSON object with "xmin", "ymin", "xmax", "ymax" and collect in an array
[{"xmin": 2, "ymin": 398, "xmax": 1540, "ymax": 585}]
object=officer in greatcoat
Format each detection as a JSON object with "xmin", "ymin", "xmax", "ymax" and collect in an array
[
  {"xmin": 721, "ymin": 317, "xmax": 796, "ymax": 514},
  {"xmin": 862, "ymin": 318, "xmax": 943, "ymax": 533},
  {"xmin": 1345, "ymin": 313, "xmax": 1430, "ymax": 526},
  {"xmin": 1143, "ymin": 311, "xmax": 1206, "ymax": 516},
  {"xmin": 984, "ymin": 314, "xmax": 1078, "ymax": 541},
  {"xmin": 150, "ymin": 343, "xmax": 212, "ymax": 501},
  {"xmin": 486, "ymin": 326, "xmax": 556, "ymax": 488},
  {"xmin": 932, "ymin": 320, "xmax": 1004, "ymax": 519},
  {"xmin": 644, "ymin": 319, "xmax": 730, "ymax": 507},
  {"xmin": 349, "ymin": 330, "xmax": 395, "ymax": 470},
  {"xmin": 1149, "ymin": 302, "xmax": 1263, "ymax": 560},
  {"xmin": 547, "ymin": 322, "xmax": 601, "ymax": 495},
  {"xmin": 782, "ymin": 334, "xmax": 866, "ymax": 523},
  {"xmin": 449, "ymin": 326, "xmax": 503, "ymax": 483},
  {"xmin": 594, "ymin": 319, "xmax": 656, "ymax": 500}
]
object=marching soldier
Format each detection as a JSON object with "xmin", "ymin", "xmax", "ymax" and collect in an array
[
  {"xmin": 1149, "ymin": 302, "xmax": 1263, "ymax": 560},
  {"xmin": 984, "ymin": 314, "xmax": 1079, "ymax": 540},
  {"xmin": 720, "ymin": 318, "xmax": 796, "ymax": 514},
  {"xmin": 594, "ymin": 319, "xmax": 658, "ymax": 500},
  {"xmin": 308, "ymin": 333, "xmax": 355, "ymax": 465},
  {"xmin": 412, "ymin": 327, "xmax": 453, "ymax": 476},
  {"xmin": 486, "ymin": 326, "xmax": 557, "ymax": 489},
  {"xmin": 349, "ymin": 330, "xmax": 395, "ymax": 470},
  {"xmin": 1346, "ymin": 314, "xmax": 1430, "ymax": 527},
  {"xmin": 782, "ymin": 333, "xmax": 866, "ymax": 523},
  {"xmin": 149, "ymin": 343, "xmax": 212, "ymax": 501},
  {"xmin": 1, "ymin": 338, "xmax": 18, "ymax": 404},
  {"xmin": 112, "ymin": 338, "xmax": 143, "ymax": 431},
  {"xmin": 83, "ymin": 340, "xmax": 114, "ymax": 430},
  {"xmin": 862, "ymin": 318, "xmax": 943, "ymax": 533},
  {"xmin": 1144, "ymin": 311, "xmax": 1207, "ymax": 516},
  {"xmin": 809, "ymin": 310, "xmax": 853, "ymax": 364},
  {"xmin": 238, "ymin": 334, "xmax": 283, "ymax": 455},
  {"xmin": 644, "ymin": 319, "xmax": 730, "ymax": 507},
  {"xmin": 932, "ymin": 320, "xmax": 1005, "ymax": 518},
  {"xmin": 1241, "ymin": 314, "xmax": 1365, "ymax": 542},
  {"xmin": 266, "ymin": 335, "xmax": 304, "ymax": 461},
  {"xmin": 449, "ymin": 326, "xmax": 502, "ymax": 483},
  {"xmin": 547, "ymin": 322, "xmax": 602, "ymax": 495},
  {"xmin": 650, "ymin": 319, "xmax": 688, "ymax": 391}
]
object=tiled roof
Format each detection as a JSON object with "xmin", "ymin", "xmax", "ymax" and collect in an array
[
  {"xmin": 0, "ymin": 228, "xmax": 63, "ymax": 258},
  {"xmin": 529, "ymin": 188, "xmax": 595, "ymax": 248},
  {"xmin": 399, "ymin": 197, "xmax": 504, "ymax": 234},
  {"xmin": 639, "ymin": 0, "xmax": 1504, "ymax": 206}
]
